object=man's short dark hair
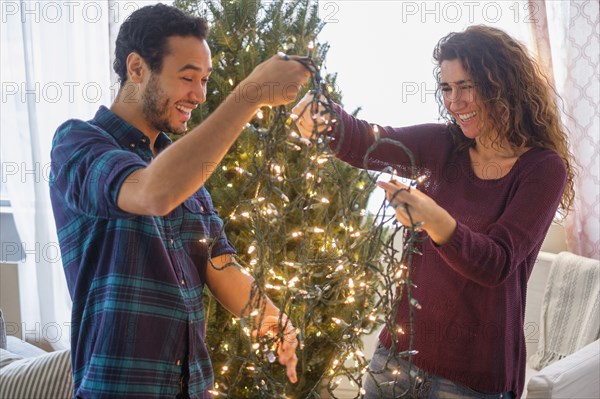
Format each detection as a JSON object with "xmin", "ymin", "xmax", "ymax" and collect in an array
[{"xmin": 113, "ymin": 3, "xmax": 209, "ymax": 86}]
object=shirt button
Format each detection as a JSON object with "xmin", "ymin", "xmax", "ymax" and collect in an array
[
  {"xmin": 181, "ymin": 279, "xmax": 186, "ymax": 286},
  {"xmin": 170, "ymin": 239, "xmax": 174, "ymax": 246},
  {"xmin": 176, "ymin": 359, "xmax": 181, "ymax": 366},
  {"xmin": 129, "ymin": 143, "xmax": 136, "ymax": 148},
  {"xmin": 199, "ymin": 206, "xmax": 205, "ymax": 212},
  {"xmin": 141, "ymin": 138, "xmax": 147, "ymax": 143}
]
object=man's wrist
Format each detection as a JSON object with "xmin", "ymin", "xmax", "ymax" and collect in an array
[{"xmin": 231, "ymin": 79, "xmax": 267, "ymax": 108}]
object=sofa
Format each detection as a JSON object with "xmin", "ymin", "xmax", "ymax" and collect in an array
[
  {"xmin": 0, "ymin": 309, "xmax": 73, "ymax": 399},
  {"xmin": 523, "ymin": 251, "xmax": 599, "ymax": 398}
]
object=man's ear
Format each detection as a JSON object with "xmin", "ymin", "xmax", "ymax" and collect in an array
[{"xmin": 126, "ymin": 52, "xmax": 147, "ymax": 84}]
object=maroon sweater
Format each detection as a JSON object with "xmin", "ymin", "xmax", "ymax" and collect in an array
[{"xmin": 331, "ymin": 107, "xmax": 566, "ymax": 398}]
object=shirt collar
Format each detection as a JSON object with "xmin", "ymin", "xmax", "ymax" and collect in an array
[{"xmin": 91, "ymin": 106, "xmax": 172, "ymax": 154}]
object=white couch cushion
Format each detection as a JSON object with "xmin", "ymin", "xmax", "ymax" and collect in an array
[
  {"xmin": 524, "ymin": 253, "xmax": 554, "ymax": 358},
  {"xmin": 526, "ymin": 339, "xmax": 600, "ymax": 399},
  {"xmin": 6, "ymin": 336, "xmax": 47, "ymax": 358}
]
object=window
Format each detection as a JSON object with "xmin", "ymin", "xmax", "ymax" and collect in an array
[{"xmin": 0, "ymin": 182, "xmax": 25, "ymax": 263}]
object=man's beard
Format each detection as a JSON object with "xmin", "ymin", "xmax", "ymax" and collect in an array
[{"xmin": 141, "ymin": 73, "xmax": 186, "ymax": 134}]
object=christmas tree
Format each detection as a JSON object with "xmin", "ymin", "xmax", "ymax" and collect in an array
[{"xmin": 172, "ymin": 1, "xmax": 408, "ymax": 397}]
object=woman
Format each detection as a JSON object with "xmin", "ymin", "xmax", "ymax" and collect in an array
[{"xmin": 293, "ymin": 26, "xmax": 574, "ymax": 398}]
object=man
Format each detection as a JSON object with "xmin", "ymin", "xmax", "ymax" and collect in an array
[{"xmin": 49, "ymin": 4, "xmax": 309, "ymax": 398}]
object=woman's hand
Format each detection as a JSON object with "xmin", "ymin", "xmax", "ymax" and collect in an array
[
  {"xmin": 290, "ymin": 92, "xmax": 331, "ymax": 139},
  {"xmin": 377, "ymin": 180, "xmax": 457, "ymax": 245},
  {"xmin": 255, "ymin": 315, "xmax": 298, "ymax": 383}
]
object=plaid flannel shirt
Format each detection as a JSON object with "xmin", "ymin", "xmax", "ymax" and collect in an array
[{"xmin": 50, "ymin": 106, "xmax": 235, "ymax": 398}]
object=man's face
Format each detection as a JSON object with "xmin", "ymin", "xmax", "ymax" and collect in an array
[{"xmin": 141, "ymin": 36, "xmax": 212, "ymax": 134}]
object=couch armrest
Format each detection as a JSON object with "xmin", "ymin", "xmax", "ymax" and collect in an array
[{"xmin": 526, "ymin": 339, "xmax": 600, "ymax": 399}]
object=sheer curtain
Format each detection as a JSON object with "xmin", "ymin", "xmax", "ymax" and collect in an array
[
  {"xmin": 0, "ymin": 1, "xmax": 126, "ymax": 349},
  {"xmin": 529, "ymin": 0, "xmax": 600, "ymax": 259}
]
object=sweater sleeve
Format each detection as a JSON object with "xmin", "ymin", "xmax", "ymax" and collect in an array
[
  {"xmin": 330, "ymin": 104, "xmax": 450, "ymax": 176},
  {"xmin": 435, "ymin": 151, "xmax": 567, "ymax": 287}
]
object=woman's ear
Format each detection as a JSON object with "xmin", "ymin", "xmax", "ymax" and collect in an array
[{"xmin": 126, "ymin": 52, "xmax": 146, "ymax": 84}]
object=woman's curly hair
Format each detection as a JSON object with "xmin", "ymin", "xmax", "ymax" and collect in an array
[{"xmin": 433, "ymin": 25, "xmax": 575, "ymax": 213}]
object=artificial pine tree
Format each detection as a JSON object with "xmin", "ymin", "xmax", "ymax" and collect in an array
[{"xmin": 173, "ymin": 1, "xmax": 392, "ymax": 397}]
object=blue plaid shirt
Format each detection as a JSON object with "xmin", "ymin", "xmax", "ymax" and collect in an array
[{"xmin": 50, "ymin": 106, "xmax": 235, "ymax": 398}]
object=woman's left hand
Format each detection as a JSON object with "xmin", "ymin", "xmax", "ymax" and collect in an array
[{"xmin": 377, "ymin": 180, "xmax": 457, "ymax": 245}]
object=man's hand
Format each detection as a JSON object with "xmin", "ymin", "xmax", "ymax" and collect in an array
[
  {"xmin": 255, "ymin": 315, "xmax": 298, "ymax": 383},
  {"xmin": 206, "ymin": 256, "xmax": 299, "ymax": 383},
  {"xmin": 238, "ymin": 54, "xmax": 311, "ymax": 107}
]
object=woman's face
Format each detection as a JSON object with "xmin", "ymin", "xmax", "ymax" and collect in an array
[{"xmin": 439, "ymin": 59, "xmax": 483, "ymax": 139}]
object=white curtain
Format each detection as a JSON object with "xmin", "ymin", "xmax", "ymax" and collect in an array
[
  {"xmin": 1, "ymin": 0, "xmax": 168, "ymax": 351},
  {"xmin": 0, "ymin": 1, "xmax": 120, "ymax": 349},
  {"xmin": 538, "ymin": 0, "xmax": 600, "ymax": 260},
  {"xmin": 561, "ymin": 1, "xmax": 600, "ymax": 260}
]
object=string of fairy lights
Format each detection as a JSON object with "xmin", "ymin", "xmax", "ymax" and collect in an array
[{"xmin": 203, "ymin": 43, "xmax": 426, "ymax": 398}]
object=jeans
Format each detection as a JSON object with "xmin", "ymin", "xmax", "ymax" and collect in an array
[{"xmin": 363, "ymin": 343, "xmax": 515, "ymax": 399}]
